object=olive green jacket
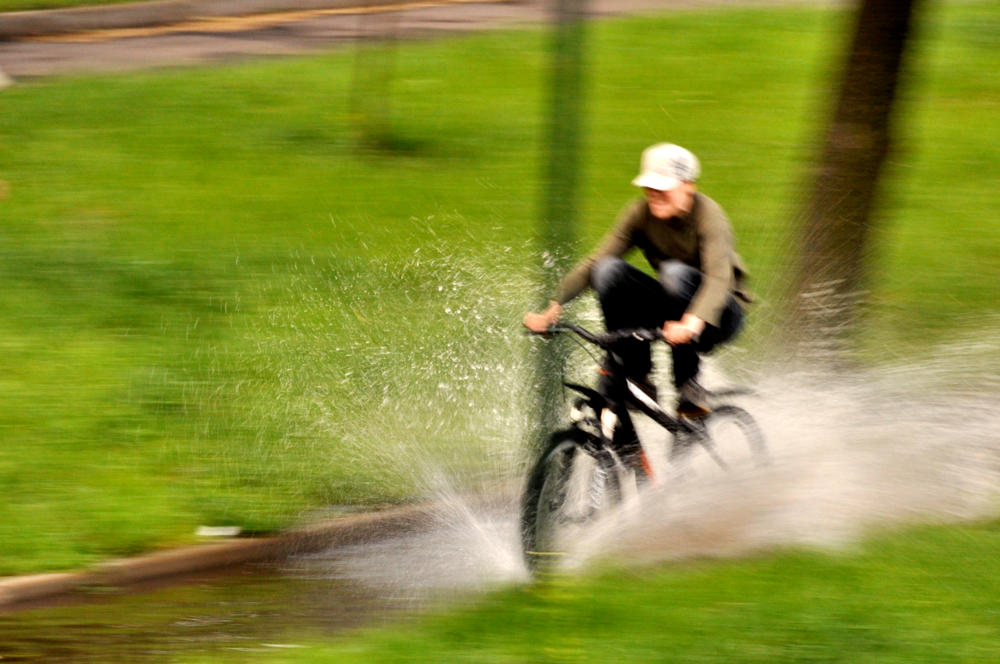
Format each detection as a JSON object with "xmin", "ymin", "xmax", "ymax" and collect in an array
[{"xmin": 554, "ymin": 193, "xmax": 750, "ymax": 327}]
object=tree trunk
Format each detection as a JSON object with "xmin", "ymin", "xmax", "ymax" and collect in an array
[{"xmin": 793, "ymin": 0, "xmax": 920, "ymax": 359}]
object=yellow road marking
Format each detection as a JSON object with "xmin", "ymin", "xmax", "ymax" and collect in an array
[{"xmin": 27, "ymin": 0, "xmax": 521, "ymax": 44}]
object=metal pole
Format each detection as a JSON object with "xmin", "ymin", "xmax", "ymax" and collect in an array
[
  {"xmin": 533, "ymin": 0, "xmax": 589, "ymax": 445},
  {"xmin": 350, "ymin": 3, "xmax": 399, "ymax": 151}
]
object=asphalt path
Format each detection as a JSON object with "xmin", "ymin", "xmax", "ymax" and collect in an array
[{"xmin": 0, "ymin": 0, "xmax": 808, "ymax": 78}]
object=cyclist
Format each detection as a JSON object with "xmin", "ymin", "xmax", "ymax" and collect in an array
[{"xmin": 523, "ymin": 143, "xmax": 751, "ymax": 416}]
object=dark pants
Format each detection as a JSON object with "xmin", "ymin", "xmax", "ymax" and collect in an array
[{"xmin": 591, "ymin": 257, "xmax": 744, "ymax": 387}]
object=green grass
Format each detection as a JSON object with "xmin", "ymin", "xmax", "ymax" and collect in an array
[
  {"xmin": 187, "ymin": 521, "xmax": 1000, "ymax": 662},
  {"xmin": 867, "ymin": 0, "xmax": 1000, "ymax": 343},
  {"xmin": 0, "ymin": 0, "xmax": 998, "ymax": 574}
]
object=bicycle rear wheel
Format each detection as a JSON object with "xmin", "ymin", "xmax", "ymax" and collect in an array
[
  {"xmin": 670, "ymin": 405, "xmax": 767, "ymax": 480},
  {"xmin": 520, "ymin": 428, "xmax": 623, "ymax": 574}
]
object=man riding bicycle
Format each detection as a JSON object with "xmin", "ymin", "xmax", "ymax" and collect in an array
[{"xmin": 524, "ymin": 143, "xmax": 751, "ymax": 416}]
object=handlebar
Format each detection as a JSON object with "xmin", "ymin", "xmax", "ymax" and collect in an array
[{"xmin": 539, "ymin": 322, "xmax": 663, "ymax": 348}]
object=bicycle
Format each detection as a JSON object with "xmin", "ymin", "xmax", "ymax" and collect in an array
[{"xmin": 521, "ymin": 322, "xmax": 767, "ymax": 574}]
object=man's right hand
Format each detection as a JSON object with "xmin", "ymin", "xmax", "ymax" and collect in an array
[{"xmin": 523, "ymin": 301, "xmax": 563, "ymax": 334}]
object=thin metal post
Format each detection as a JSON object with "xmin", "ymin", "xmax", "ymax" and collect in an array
[{"xmin": 533, "ymin": 0, "xmax": 589, "ymax": 446}]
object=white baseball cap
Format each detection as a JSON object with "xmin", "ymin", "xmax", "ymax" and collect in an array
[{"xmin": 631, "ymin": 143, "xmax": 701, "ymax": 191}]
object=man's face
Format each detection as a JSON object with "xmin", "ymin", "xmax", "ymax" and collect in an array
[{"xmin": 645, "ymin": 182, "xmax": 696, "ymax": 219}]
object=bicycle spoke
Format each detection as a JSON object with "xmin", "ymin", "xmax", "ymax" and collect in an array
[{"xmin": 697, "ymin": 433, "xmax": 730, "ymax": 471}]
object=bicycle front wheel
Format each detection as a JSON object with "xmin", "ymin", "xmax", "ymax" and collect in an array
[
  {"xmin": 671, "ymin": 405, "xmax": 768, "ymax": 480},
  {"xmin": 520, "ymin": 428, "xmax": 623, "ymax": 574}
]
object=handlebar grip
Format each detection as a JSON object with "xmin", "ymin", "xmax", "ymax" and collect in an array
[
  {"xmin": 526, "ymin": 322, "xmax": 666, "ymax": 349},
  {"xmin": 599, "ymin": 327, "xmax": 662, "ymax": 344}
]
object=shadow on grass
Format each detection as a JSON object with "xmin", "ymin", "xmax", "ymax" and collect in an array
[
  {"xmin": 276, "ymin": 125, "xmax": 455, "ymax": 160},
  {"xmin": 351, "ymin": 131, "xmax": 441, "ymax": 159}
]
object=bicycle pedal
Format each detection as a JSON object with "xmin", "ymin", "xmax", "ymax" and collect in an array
[{"xmin": 676, "ymin": 404, "xmax": 711, "ymax": 419}]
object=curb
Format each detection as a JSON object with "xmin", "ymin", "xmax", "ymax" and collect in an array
[
  {"xmin": 0, "ymin": 501, "xmax": 436, "ymax": 612},
  {"xmin": 0, "ymin": 572, "xmax": 89, "ymax": 607},
  {"xmin": 0, "ymin": 0, "xmax": 463, "ymax": 40}
]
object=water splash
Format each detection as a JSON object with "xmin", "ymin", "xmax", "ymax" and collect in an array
[
  {"xmin": 184, "ymin": 234, "xmax": 546, "ymax": 515},
  {"xmin": 197, "ymin": 236, "xmax": 1000, "ymax": 594},
  {"xmin": 293, "ymin": 484, "xmax": 528, "ymax": 609},
  {"xmin": 564, "ymin": 330, "xmax": 1000, "ymax": 569},
  {"xmin": 288, "ymin": 330, "xmax": 999, "ymax": 603}
]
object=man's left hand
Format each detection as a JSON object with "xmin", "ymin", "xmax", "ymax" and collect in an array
[{"xmin": 664, "ymin": 314, "xmax": 705, "ymax": 345}]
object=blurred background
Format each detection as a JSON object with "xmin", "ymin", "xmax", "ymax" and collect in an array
[{"xmin": 1, "ymin": 0, "xmax": 999, "ymax": 661}]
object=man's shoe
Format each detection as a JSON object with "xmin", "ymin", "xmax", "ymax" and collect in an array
[{"xmin": 676, "ymin": 378, "xmax": 711, "ymax": 418}]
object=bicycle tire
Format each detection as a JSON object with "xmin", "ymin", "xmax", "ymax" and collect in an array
[
  {"xmin": 520, "ymin": 428, "xmax": 623, "ymax": 574},
  {"xmin": 671, "ymin": 405, "xmax": 768, "ymax": 479}
]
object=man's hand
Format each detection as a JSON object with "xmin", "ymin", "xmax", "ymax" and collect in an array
[
  {"xmin": 664, "ymin": 313, "xmax": 705, "ymax": 345},
  {"xmin": 524, "ymin": 301, "xmax": 563, "ymax": 334}
]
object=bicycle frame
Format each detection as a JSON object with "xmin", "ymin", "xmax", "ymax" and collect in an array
[
  {"xmin": 548, "ymin": 323, "xmax": 706, "ymax": 481},
  {"xmin": 522, "ymin": 323, "xmax": 768, "ymax": 574}
]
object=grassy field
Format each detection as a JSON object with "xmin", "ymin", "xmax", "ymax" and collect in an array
[
  {"xmin": 185, "ymin": 520, "xmax": 1000, "ymax": 662},
  {"xmin": 0, "ymin": 0, "xmax": 998, "ymax": 574}
]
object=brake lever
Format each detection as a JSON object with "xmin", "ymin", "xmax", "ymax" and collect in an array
[{"xmin": 630, "ymin": 329, "xmax": 661, "ymax": 342}]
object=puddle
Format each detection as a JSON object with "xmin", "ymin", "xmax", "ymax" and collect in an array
[
  {"xmin": 0, "ymin": 494, "xmax": 525, "ymax": 663},
  {"xmin": 0, "ymin": 563, "xmax": 403, "ymax": 662}
]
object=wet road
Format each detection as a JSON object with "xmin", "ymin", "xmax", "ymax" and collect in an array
[{"xmin": 0, "ymin": 0, "xmax": 801, "ymax": 78}]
